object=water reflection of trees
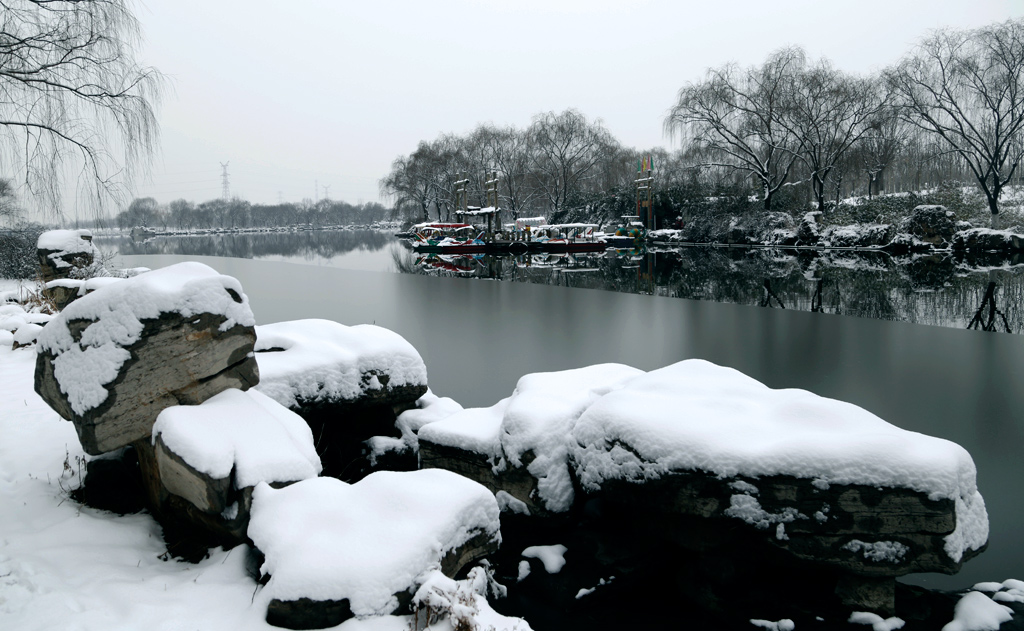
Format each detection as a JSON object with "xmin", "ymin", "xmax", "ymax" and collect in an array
[
  {"xmin": 399, "ymin": 245, "xmax": 1024, "ymax": 334},
  {"xmin": 95, "ymin": 230, "xmax": 392, "ymax": 261}
]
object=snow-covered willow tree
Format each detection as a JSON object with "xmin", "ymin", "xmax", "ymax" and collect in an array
[
  {"xmin": 0, "ymin": 0, "xmax": 162, "ymax": 217},
  {"xmin": 888, "ymin": 19, "xmax": 1024, "ymax": 218}
]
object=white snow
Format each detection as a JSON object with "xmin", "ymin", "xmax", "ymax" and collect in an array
[
  {"xmin": 723, "ymin": 493, "xmax": 806, "ymax": 530},
  {"xmin": 12, "ymin": 322, "xmax": 42, "ymax": 346},
  {"xmin": 521, "ymin": 545, "xmax": 567, "ymax": 574},
  {"xmin": 516, "ymin": 560, "xmax": 531, "ymax": 582},
  {"xmin": 498, "ymin": 364, "xmax": 644, "ymax": 512},
  {"xmin": 570, "ymin": 359, "xmax": 989, "ymax": 562},
  {"xmin": 750, "ymin": 619, "xmax": 796, "ymax": 631},
  {"xmin": 417, "ymin": 397, "xmax": 511, "ymax": 460},
  {"xmin": 247, "ymin": 469, "xmax": 500, "ymax": 616},
  {"xmin": 36, "ymin": 262, "xmax": 255, "ymax": 416},
  {"xmin": 411, "ymin": 567, "xmax": 528, "ymax": 631},
  {"xmin": 366, "ymin": 436, "xmax": 408, "ymax": 466},
  {"xmin": 495, "ymin": 490, "xmax": 530, "ymax": 515},
  {"xmin": 575, "ymin": 577, "xmax": 613, "ymax": 599},
  {"xmin": 941, "ymin": 591, "xmax": 1013, "ymax": 631},
  {"xmin": 976, "ymin": 578, "xmax": 1024, "ymax": 603},
  {"xmin": 418, "ymin": 364, "xmax": 643, "ymax": 512},
  {"xmin": 253, "ymin": 318, "xmax": 427, "ymax": 409},
  {"xmin": 36, "ymin": 229, "xmax": 95, "ymax": 254},
  {"xmin": 848, "ymin": 611, "xmax": 905, "ymax": 630},
  {"xmin": 842, "ymin": 540, "xmax": 910, "ymax": 564},
  {"xmin": 152, "ymin": 388, "xmax": 321, "ymax": 488},
  {"xmin": 397, "ymin": 390, "xmax": 465, "ymax": 433}
]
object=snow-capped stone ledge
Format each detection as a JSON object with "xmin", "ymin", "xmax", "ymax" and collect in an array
[
  {"xmin": 254, "ymin": 319, "xmax": 428, "ymax": 479},
  {"xmin": 951, "ymin": 227, "xmax": 1024, "ymax": 252},
  {"xmin": 152, "ymin": 388, "xmax": 320, "ymax": 531},
  {"xmin": 570, "ymin": 360, "xmax": 987, "ymax": 564},
  {"xmin": 569, "ymin": 359, "xmax": 989, "ymax": 614},
  {"xmin": 36, "ymin": 229, "xmax": 99, "ymax": 281},
  {"xmin": 43, "ymin": 276, "xmax": 127, "ymax": 311},
  {"xmin": 418, "ymin": 364, "xmax": 643, "ymax": 517},
  {"xmin": 34, "ymin": 262, "xmax": 259, "ymax": 455},
  {"xmin": 248, "ymin": 470, "xmax": 501, "ymax": 629},
  {"xmin": 254, "ymin": 318, "xmax": 428, "ymax": 410}
]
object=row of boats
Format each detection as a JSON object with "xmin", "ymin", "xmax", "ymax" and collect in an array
[{"xmin": 398, "ymin": 217, "xmax": 645, "ymax": 254}]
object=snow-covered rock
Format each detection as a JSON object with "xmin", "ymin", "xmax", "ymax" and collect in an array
[
  {"xmin": 901, "ymin": 205, "xmax": 957, "ymax": 246},
  {"xmin": 34, "ymin": 262, "xmax": 259, "ymax": 455},
  {"xmin": 253, "ymin": 319, "xmax": 429, "ymax": 480},
  {"xmin": 418, "ymin": 363, "xmax": 643, "ymax": 515},
  {"xmin": 254, "ymin": 319, "xmax": 427, "ymax": 411},
  {"xmin": 248, "ymin": 469, "xmax": 501, "ymax": 628},
  {"xmin": 952, "ymin": 227, "xmax": 1024, "ymax": 252},
  {"xmin": 571, "ymin": 359, "xmax": 987, "ymax": 564},
  {"xmin": 35, "ymin": 229, "xmax": 99, "ymax": 281},
  {"xmin": 153, "ymin": 388, "xmax": 321, "ymax": 519}
]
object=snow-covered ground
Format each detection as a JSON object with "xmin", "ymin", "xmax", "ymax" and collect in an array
[{"xmin": 0, "ymin": 298, "xmax": 524, "ymax": 630}]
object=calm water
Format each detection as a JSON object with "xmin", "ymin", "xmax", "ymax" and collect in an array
[
  {"xmin": 97, "ymin": 230, "xmax": 1024, "ymax": 334},
  {"xmin": 115, "ymin": 253, "xmax": 1024, "ymax": 592}
]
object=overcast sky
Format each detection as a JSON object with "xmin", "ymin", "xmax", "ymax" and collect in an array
[{"xmin": 130, "ymin": 0, "xmax": 1024, "ymax": 208}]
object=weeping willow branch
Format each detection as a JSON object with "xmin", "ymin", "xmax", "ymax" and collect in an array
[{"xmin": 0, "ymin": 0, "xmax": 163, "ymax": 217}]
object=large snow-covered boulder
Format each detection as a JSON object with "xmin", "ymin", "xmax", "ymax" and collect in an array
[
  {"xmin": 151, "ymin": 388, "xmax": 321, "ymax": 543},
  {"xmin": 34, "ymin": 262, "xmax": 259, "ymax": 455},
  {"xmin": 36, "ymin": 229, "xmax": 99, "ymax": 281},
  {"xmin": 419, "ymin": 363, "xmax": 643, "ymax": 516},
  {"xmin": 255, "ymin": 318, "xmax": 427, "ymax": 410},
  {"xmin": 570, "ymin": 359, "xmax": 988, "ymax": 611},
  {"xmin": 254, "ymin": 319, "xmax": 428, "ymax": 480},
  {"xmin": 248, "ymin": 469, "xmax": 501, "ymax": 629},
  {"xmin": 572, "ymin": 360, "xmax": 988, "ymax": 565}
]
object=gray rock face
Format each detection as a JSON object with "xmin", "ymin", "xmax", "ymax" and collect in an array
[
  {"xmin": 952, "ymin": 228, "xmax": 1024, "ymax": 252},
  {"xmin": 797, "ymin": 212, "xmax": 822, "ymax": 246},
  {"xmin": 598, "ymin": 472, "xmax": 974, "ymax": 577},
  {"xmin": 419, "ymin": 441, "xmax": 546, "ymax": 517},
  {"xmin": 35, "ymin": 310, "xmax": 259, "ymax": 455},
  {"xmin": 591, "ymin": 471, "xmax": 981, "ymax": 617},
  {"xmin": 902, "ymin": 205, "xmax": 957, "ymax": 245}
]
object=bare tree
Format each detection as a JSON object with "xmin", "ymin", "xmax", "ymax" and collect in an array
[
  {"xmin": 784, "ymin": 60, "xmax": 884, "ymax": 212},
  {"xmin": 855, "ymin": 107, "xmax": 910, "ymax": 198},
  {"xmin": 0, "ymin": 0, "xmax": 162, "ymax": 216},
  {"xmin": 665, "ymin": 47, "xmax": 804, "ymax": 211},
  {"xmin": 0, "ymin": 177, "xmax": 21, "ymax": 223},
  {"xmin": 472, "ymin": 124, "xmax": 541, "ymax": 219},
  {"xmin": 888, "ymin": 19, "xmax": 1024, "ymax": 218},
  {"xmin": 528, "ymin": 109, "xmax": 618, "ymax": 215}
]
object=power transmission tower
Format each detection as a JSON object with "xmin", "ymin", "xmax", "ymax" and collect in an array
[
  {"xmin": 220, "ymin": 162, "xmax": 230, "ymax": 201},
  {"xmin": 322, "ymin": 185, "xmax": 331, "ymax": 201}
]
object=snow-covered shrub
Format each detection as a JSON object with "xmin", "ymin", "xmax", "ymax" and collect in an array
[
  {"xmin": 0, "ymin": 224, "xmax": 44, "ymax": 279},
  {"xmin": 410, "ymin": 565, "xmax": 512, "ymax": 631}
]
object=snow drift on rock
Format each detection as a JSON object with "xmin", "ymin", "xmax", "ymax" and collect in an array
[{"xmin": 570, "ymin": 359, "xmax": 988, "ymax": 562}]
